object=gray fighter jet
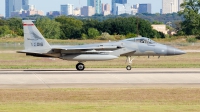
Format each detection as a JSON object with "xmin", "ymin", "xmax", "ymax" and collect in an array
[{"xmin": 18, "ymin": 20, "xmax": 186, "ymax": 71}]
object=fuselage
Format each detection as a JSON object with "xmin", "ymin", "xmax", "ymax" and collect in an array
[
  {"xmin": 46, "ymin": 37, "xmax": 185, "ymax": 61},
  {"xmin": 25, "ymin": 37, "xmax": 185, "ymax": 61}
]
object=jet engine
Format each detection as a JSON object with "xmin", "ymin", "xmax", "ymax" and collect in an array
[{"xmin": 62, "ymin": 54, "xmax": 118, "ymax": 61}]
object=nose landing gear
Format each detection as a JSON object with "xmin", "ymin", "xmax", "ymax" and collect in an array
[
  {"xmin": 126, "ymin": 56, "xmax": 134, "ymax": 71},
  {"xmin": 126, "ymin": 65, "xmax": 132, "ymax": 70}
]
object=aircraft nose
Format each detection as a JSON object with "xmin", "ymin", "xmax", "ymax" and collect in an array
[{"xmin": 167, "ymin": 46, "xmax": 186, "ymax": 55}]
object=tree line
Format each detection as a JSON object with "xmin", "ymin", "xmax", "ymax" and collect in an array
[
  {"xmin": 0, "ymin": 0, "xmax": 199, "ymax": 40},
  {"xmin": 0, "ymin": 16, "xmax": 165, "ymax": 40}
]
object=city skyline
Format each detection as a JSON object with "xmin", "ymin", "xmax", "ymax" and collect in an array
[{"xmin": 0, "ymin": 0, "xmax": 162, "ymax": 16}]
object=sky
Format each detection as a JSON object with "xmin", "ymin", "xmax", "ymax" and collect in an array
[{"xmin": 0, "ymin": 0, "xmax": 162, "ymax": 16}]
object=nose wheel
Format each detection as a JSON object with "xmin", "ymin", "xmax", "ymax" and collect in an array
[
  {"xmin": 126, "ymin": 65, "xmax": 132, "ymax": 70},
  {"xmin": 126, "ymin": 56, "xmax": 134, "ymax": 71},
  {"xmin": 76, "ymin": 63, "xmax": 85, "ymax": 71}
]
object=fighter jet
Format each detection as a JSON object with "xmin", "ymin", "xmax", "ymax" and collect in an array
[{"xmin": 17, "ymin": 20, "xmax": 186, "ymax": 71}]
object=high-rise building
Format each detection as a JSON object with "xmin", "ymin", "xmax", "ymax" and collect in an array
[
  {"xmin": 102, "ymin": 3, "xmax": 111, "ymax": 12},
  {"xmin": 81, "ymin": 6, "xmax": 95, "ymax": 16},
  {"xmin": 112, "ymin": 0, "xmax": 127, "ymax": 14},
  {"xmin": 113, "ymin": 3, "xmax": 132, "ymax": 15},
  {"xmin": 87, "ymin": 0, "xmax": 95, "ymax": 6},
  {"xmin": 102, "ymin": 3, "xmax": 111, "ymax": 16},
  {"xmin": 74, "ymin": 8, "xmax": 81, "ymax": 16},
  {"xmin": 131, "ymin": 8, "xmax": 138, "ymax": 15},
  {"xmin": 116, "ymin": 0, "xmax": 127, "ymax": 4},
  {"xmin": 22, "ymin": 0, "xmax": 29, "ymax": 10},
  {"xmin": 138, "ymin": 4, "xmax": 151, "ymax": 14},
  {"xmin": 132, "ymin": 4, "xmax": 139, "ymax": 9},
  {"xmin": 131, "ymin": 4, "xmax": 139, "ymax": 15},
  {"xmin": 87, "ymin": 0, "xmax": 102, "ymax": 14},
  {"xmin": 5, "ymin": 0, "xmax": 22, "ymax": 18},
  {"xmin": 102, "ymin": 3, "xmax": 110, "ymax": 13},
  {"xmin": 162, "ymin": 0, "xmax": 183, "ymax": 14},
  {"xmin": 61, "ymin": 4, "xmax": 74, "ymax": 16},
  {"xmin": 22, "ymin": 0, "xmax": 29, "ymax": 6},
  {"xmin": 23, "ymin": 4, "xmax": 35, "ymax": 11}
]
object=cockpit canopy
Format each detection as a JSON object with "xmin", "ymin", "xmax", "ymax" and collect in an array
[{"xmin": 125, "ymin": 37, "xmax": 155, "ymax": 44}]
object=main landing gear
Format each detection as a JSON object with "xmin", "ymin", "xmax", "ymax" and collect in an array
[
  {"xmin": 126, "ymin": 56, "xmax": 134, "ymax": 71},
  {"xmin": 76, "ymin": 63, "xmax": 85, "ymax": 71}
]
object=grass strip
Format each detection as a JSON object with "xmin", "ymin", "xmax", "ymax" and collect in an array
[{"xmin": 0, "ymin": 88, "xmax": 200, "ymax": 112}]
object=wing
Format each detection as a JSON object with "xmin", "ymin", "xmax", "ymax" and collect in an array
[
  {"xmin": 51, "ymin": 43, "xmax": 137, "ymax": 57},
  {"xmin": 51, "ymin": 44, "xmax": 124, "ymax": 53}
]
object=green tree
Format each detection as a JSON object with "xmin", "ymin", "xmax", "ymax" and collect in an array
[
  {"xmin": 88, "ymin": 28, "xmax": 100, "ymax": 39},
  {"xmin": 0, "ymin": 19, "xmax": 10, "ymax": 37},
  {"xmin": 36, "ymin": 17, "xmax": 61, "ymax": 39},
  {"xmin": 0, "ymin": 26, "xmax": 11, "ymax": 37},
  {"xmin": 55, "ymin": 16, "xmax": 83, "ymax": 39},
  {"xmin": 7, "ymin": 18, "xmax": 23, "ymax": 36},
  {"xmin": 178, "ymin": 0, "xmax": 200, "ymax": 36},
  {"xmin": 0, "ymin": 19, "xmax": 7, "ymax": 26},
  {"xmin": 81, "ymin": 33, "xmax": 88, "ymax": 40},
  {"xmin": 152, "ymin": 21, "xmax": 163, "ymax": 24},
  {"xmin": 82, "ymin": 19, "xmax": 102, "ymax": 36},
  {"xmin": 102, "ymin": 17, "xmax": 137, "ymax": 36},
  {"xmin": 138, "ymin": 18, "xmax": 156, "ymax": 38},
  {"xmin": 125, "ymin": 33, "xmax": 138, "ymax": 38}
]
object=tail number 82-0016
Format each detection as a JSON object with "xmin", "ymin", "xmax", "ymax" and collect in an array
[{"xmin": 31, "ymin": 42, "xmax": 44, "ymax": 47}]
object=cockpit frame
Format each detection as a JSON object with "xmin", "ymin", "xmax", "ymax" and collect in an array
[{"xmin": 125, "ymin": 37, "xmax": 155, "ymax": 44}]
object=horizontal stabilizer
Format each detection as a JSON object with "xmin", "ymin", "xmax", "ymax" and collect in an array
[{"xmin": 17, "ymin": 50, "xmax": 48, "ymax": 54}]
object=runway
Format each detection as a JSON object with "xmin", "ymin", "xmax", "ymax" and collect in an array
[{"xmin": 0, "ymin": 68, "xmax": 200, "ymax": 88}]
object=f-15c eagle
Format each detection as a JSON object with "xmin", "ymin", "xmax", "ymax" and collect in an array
[{"xmin": 17, "ymin": 20, "xmax": 185, "ymax": 71}]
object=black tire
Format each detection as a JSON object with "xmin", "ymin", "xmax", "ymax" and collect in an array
[
  {"xmin": 126, "ymin": 65, "xmax": 132, "ymax": 71},
  {"xmin": 76, "ymin": 63, "xmax": 85, "ymax": 71}
]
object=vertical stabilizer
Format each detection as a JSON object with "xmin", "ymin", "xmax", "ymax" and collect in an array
[{"xmin": 22, "ymin": 20, "xmax": 51, "ymax": 53}]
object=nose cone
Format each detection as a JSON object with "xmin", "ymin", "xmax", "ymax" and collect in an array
[{"xmin": 167, "ymin": 46, "xmax": 186, "ymax": 55}]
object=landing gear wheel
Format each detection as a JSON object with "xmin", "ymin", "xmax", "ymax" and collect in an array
[
  {"xmin": 126, "ymin": 56, "xmax": 133, "ymax": 71},
  {"xmin": 76, "ymin": 63, "xmax": 85, "ymax": 71},
  {"xmin": 126, "ymin": 65, "xmax": 132, "ymax": 71}
]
